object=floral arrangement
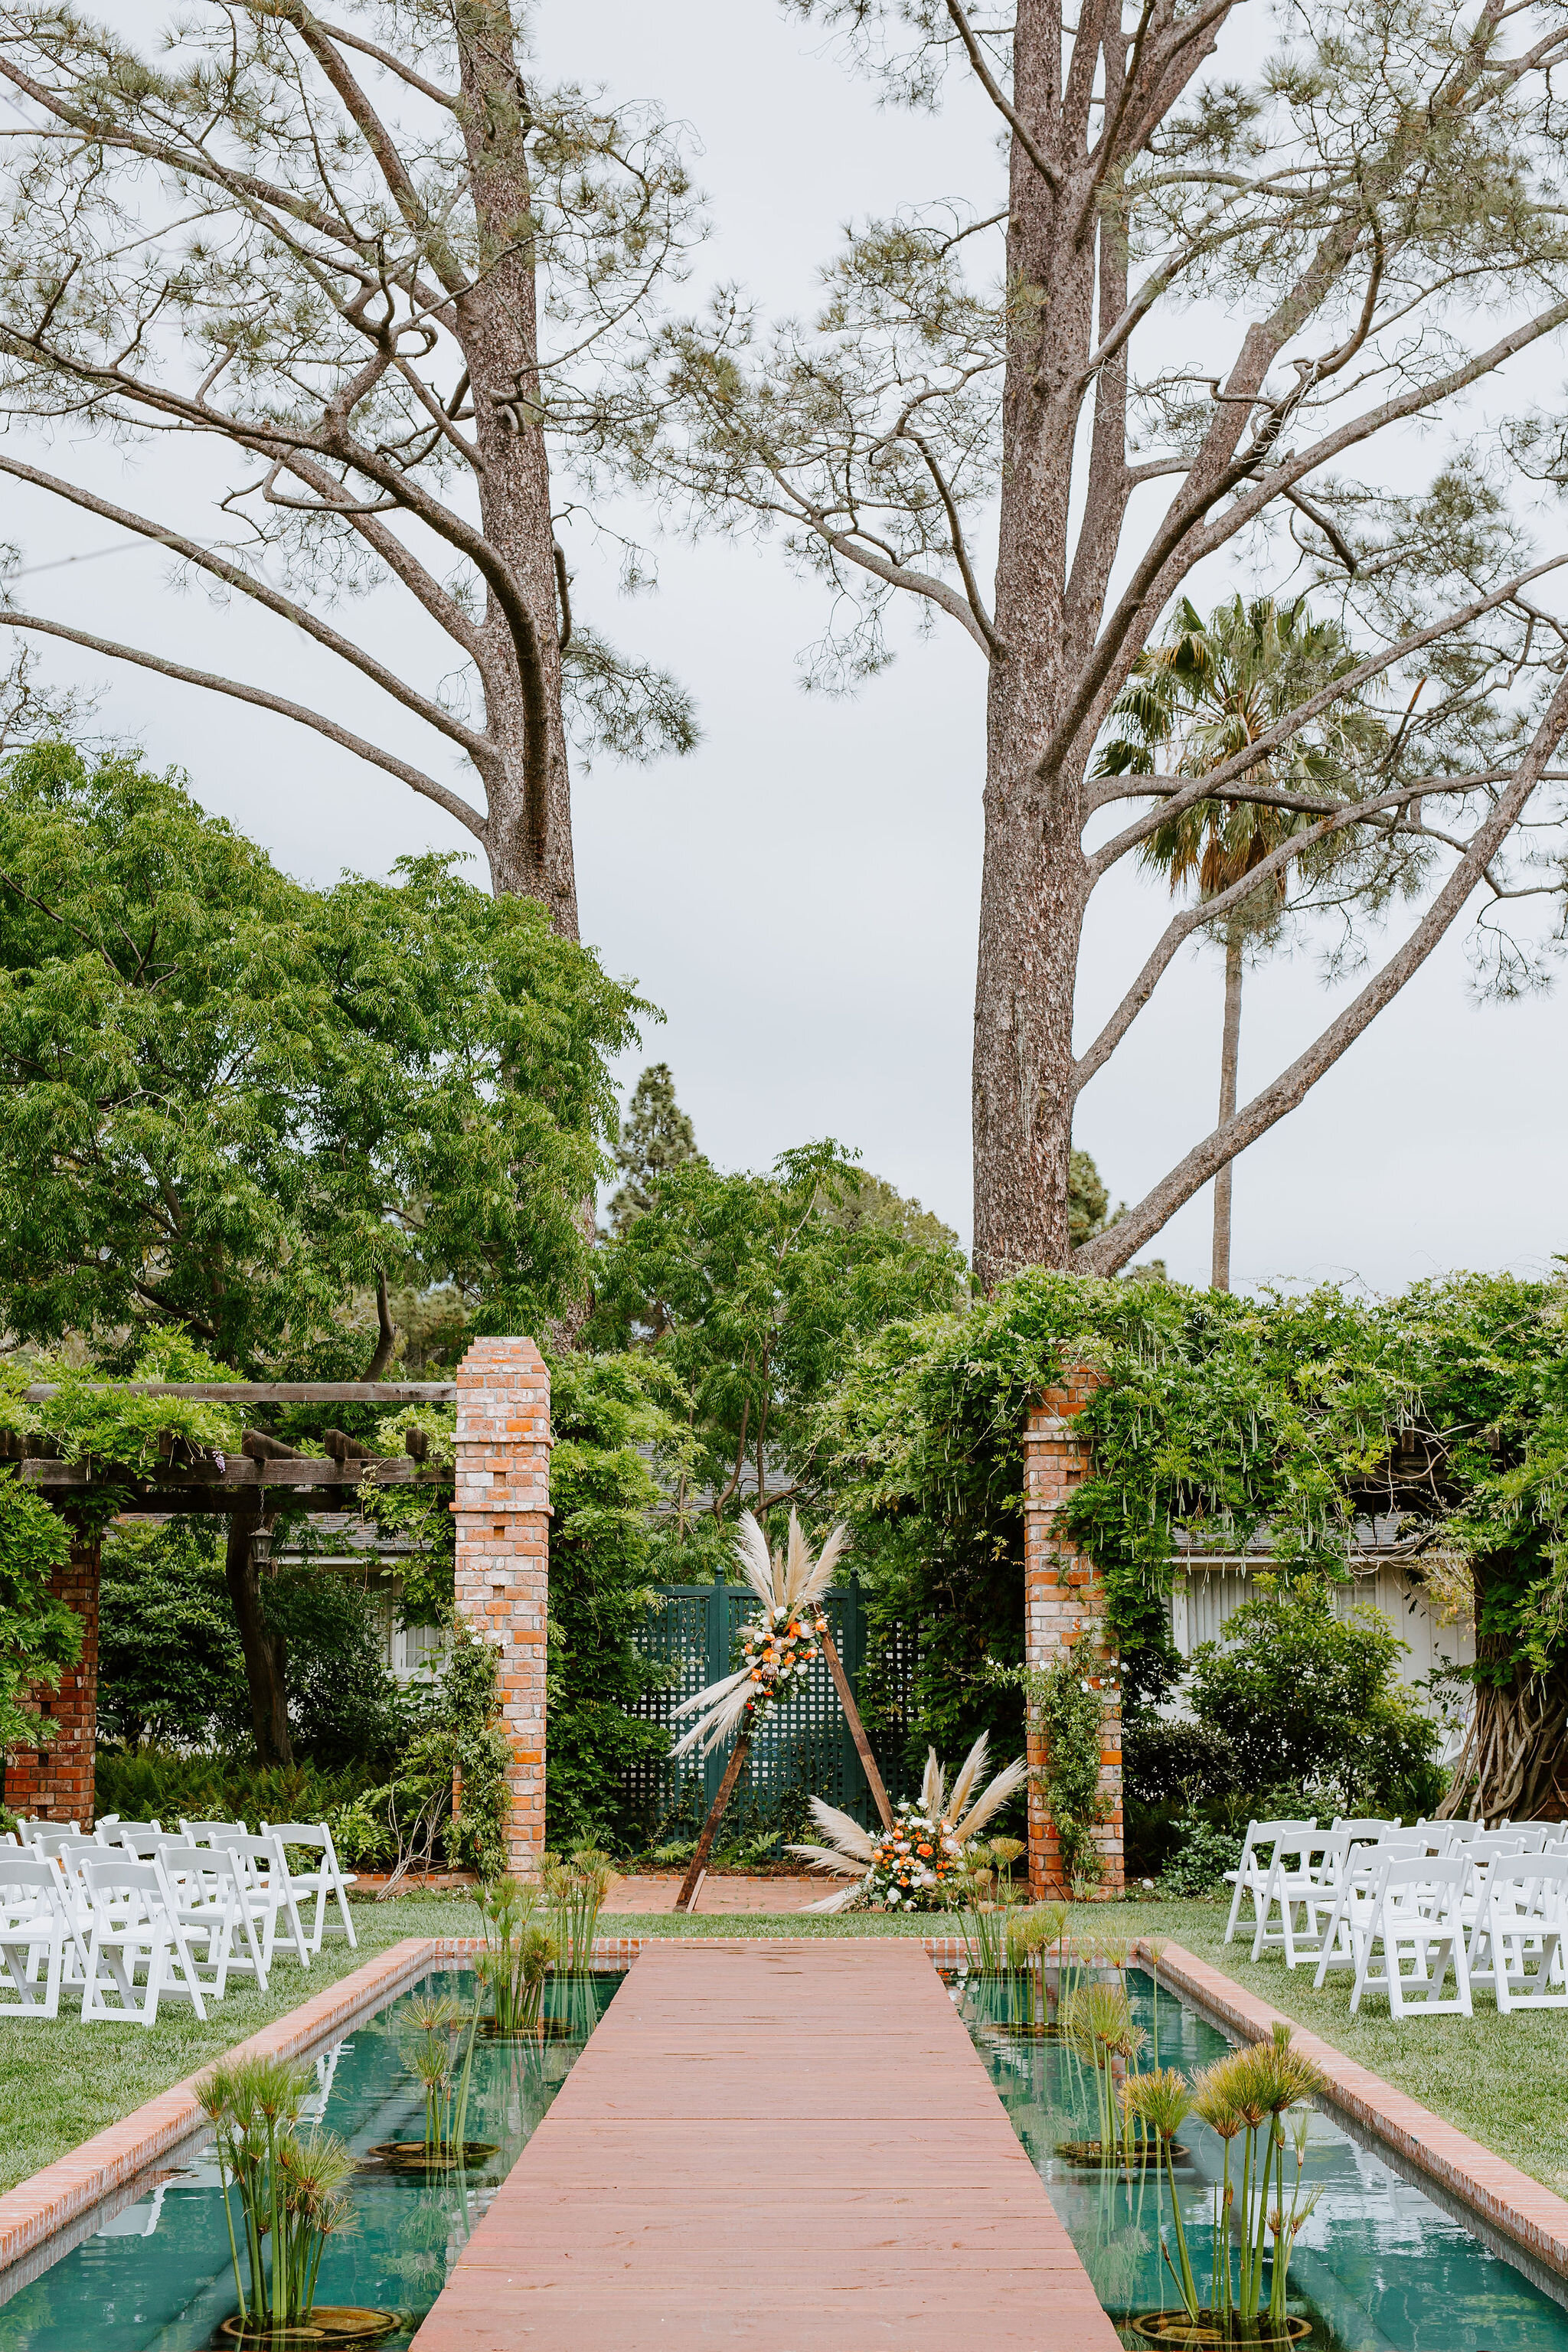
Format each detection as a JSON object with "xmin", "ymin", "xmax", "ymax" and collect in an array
[
  {"xmin": 789, "ymin": 1730, "xmax": 1030, "ymax": 1913},
  {"xmin": 671, "ymin": 1509, "xmax": 845, "ymax": 1759},
  {"xmin": 740, "ymin": 1596, "xmax": 829, "ymax": 1702},
  {"xmin": 859, "ymin": 1801, "xmax": 962, "ymax": 1910}
]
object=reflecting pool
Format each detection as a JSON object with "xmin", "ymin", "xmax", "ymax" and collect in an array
[
  {"xmin": 0, "ymin": 1968, "xmax": 620, "ymax": 2351},
  {"xmin": 957, "ymin": 1966, "xmax": 1568, "ymax": 2352}
]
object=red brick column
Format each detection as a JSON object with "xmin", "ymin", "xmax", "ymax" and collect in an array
[
  {"xmin": 3, "ymin": 1531, "xmax": 100, "ymax": 1825},
  {"xmin": 1024, "ymin": 1374, "xmax": 1123, "ymax": 1900},
  {"xmin": 452, "ymin": 1338, "xmax": 550, "ymax": 1876}
]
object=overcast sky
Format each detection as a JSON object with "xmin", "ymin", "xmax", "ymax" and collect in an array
[{"xmin": 13, "ymin": 0, "xmax": 1567, "ymax": 1294}]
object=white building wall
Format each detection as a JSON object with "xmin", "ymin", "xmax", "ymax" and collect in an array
[{"xmin": 1168, "ymin": 1560, "xmax": 1473, "ymax": 1692}]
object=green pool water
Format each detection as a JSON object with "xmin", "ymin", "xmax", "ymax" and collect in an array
[
  {"xmin": 957, "ymin": 1967, "xmax": 1568, "ymax": 2352},
  {"xmin": 0, "ymin": 1968, "xmax": 620, "ymax": 2351}
]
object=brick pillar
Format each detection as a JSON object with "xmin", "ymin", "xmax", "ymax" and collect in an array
[
  {"xmin": 1024, "ymin": 1374, "xmax": 1123, "ymax": 1900},
  {"xmin": 452, "ymin": 1339, "xmax": 551, "ymax": 1876},
  {"xmin": 3, "ymin": 1531, "xmax": 100, "ymax": 1825}
]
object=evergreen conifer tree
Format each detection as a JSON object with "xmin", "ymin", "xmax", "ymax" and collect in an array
[{"xmin": 609, "ymin": 1064, "xmax": 701, "ymax": 1233}]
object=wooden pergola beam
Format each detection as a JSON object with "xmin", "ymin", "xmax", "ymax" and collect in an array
[
  {"xmin": 18, "ymin": 1456, "xmax": 443, "ymax": 1491},
  {"xmin": 23, "ymin": 1380, "xmax": 457, "ymax": 1403}
]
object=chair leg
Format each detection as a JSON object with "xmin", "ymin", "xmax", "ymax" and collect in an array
[{"xmin": 332, "ymin": 1875, "xmax": 357, "ymax": 1949}]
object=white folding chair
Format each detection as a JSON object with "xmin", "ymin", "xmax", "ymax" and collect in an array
[
  {"xmin": 1333, "ymin": 1818, "xmax": 1402, "ymax": 1841},
  {"xmin": 1310, "ymin": 1835, "xmax": 1430, "ymax": 1981},
  {"xmin": 178, "ymin": 1818, "xmax": 249, "ymax": 1847},
  {"xmin": 0, "ymin": 1854, "xmax": 87, "ymax": 2017},
  {"xmin": 1441, "ymin": 1817, "xmax": 1484, "ymax": 1843},
  {"xmin": 1466, "ymin": 1852, "xmax": 1568, "ymax": 2010},
  {"xmin": 227, "ymin": 1831, "xmax": 312, "ymax": 1972},
  {"xmin": 1250, "ymin": 1828, "xmax": 1351, "ymax": 1967},
  {"xmin": 1223, "ymin": 1820, "xmax": 1318, "ymax": 1945},
  {"xmin": 113, "ymin": 1826, "xmax": 168, "ymax": 1860},
  {"xmin": 77, "ymin": 1852, "xmax": 208, "ymax": 2025},
  {"xmin": 1348, "ymin": 1854, "xmax": 1473, "ymax": 2018},
  {"xmin": 16, "ymin": 1817, "xmax": 77, "ymax": 1841},
  {"xmin": 25, "ymin": 1826, "xmax": 92, "ymax": 1861},
  {"xmin": 260, "ymin": 1821, "xmax": 358, "ymax": 1955},
  {"xmin": 158, "ymin": 1841, "xmax": 269, "ymax": 1998}
]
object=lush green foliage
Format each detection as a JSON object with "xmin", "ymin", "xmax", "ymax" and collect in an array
[
  {"xmin": 93, "ymin": 1744, "xmax": 380, "ymax": 1832},
  {"xmin": 1185, "ymin": 1579, "xmax": 1444, "ymax": 1814},
  {"xmin": 544, "ymin": 1352, "xmax": 684, "ymax": 1847},
  {"xmin": 588, "ymin": 1138, "xmax": 967, "ymax": 1527},
  {"xmin": 98, "ymin": 1516, "xmax": 410, "ymax": 1767},
  {"xmin": 0, "ymin": 1469, "xmax": 77, "ymax": 1751},
  {"xmin": 817, "ymin": 1265, "xmax": 1568, "ymax": 1788},
  {"xmin": 606, "ymin": 1060, "xmax": 701, "ymax": 1235},
  {"xmin": 98, "ymin": 1523, "xmax": 247, "ymax": 1749},
  {"xmin": 0, "ymin": 743, "xmax": 641, "ymax": 1370},
  {"xmin": 988, "ymin": 1653, "xmax": 1109, "ymax": 1888}
]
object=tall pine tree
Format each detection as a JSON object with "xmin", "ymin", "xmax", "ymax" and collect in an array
[{"xmin": 608, "ymin": 1065, "xmax": 701, "ymax": 1233}]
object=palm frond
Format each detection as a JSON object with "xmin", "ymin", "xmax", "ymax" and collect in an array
[
  {"xmin": 802, "ymin": 1795, "xmax": 876, "ymax": 1863},
  {"xmin": 953, "ymin": 1754, "xmax": 1031, "ymax": 1841},
  {"xmin": 946, "ymin": 1730, "xmax": 991, "ymax": 1823},
  {"xmin": 731, "ymin": 1509, "xmax": 775, "ymax": 1608}
]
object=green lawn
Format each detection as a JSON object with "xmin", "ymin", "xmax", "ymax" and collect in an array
[
  {"xmin": 5, "ymin": 1890, "xmax": 1568, "ymax": 2202},
  {"xmin": 0, "ymin": 1892, "xmax": 479, "ymax": 2194}
]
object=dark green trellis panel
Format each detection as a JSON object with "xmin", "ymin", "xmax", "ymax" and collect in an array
[{"xmin": 622, "ymin": 1572, "xmax": 915, "ymax": 1832}]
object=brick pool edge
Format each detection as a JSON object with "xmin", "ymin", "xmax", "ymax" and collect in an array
[{"xmin": 1144, "ymin": 1936, "xmax": 1568, "ymax": 2285}]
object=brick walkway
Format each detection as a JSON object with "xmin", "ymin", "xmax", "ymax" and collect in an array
[{"xmin": 409, "ymin": 1938, "xmax": 1119, "ymax": 2350}]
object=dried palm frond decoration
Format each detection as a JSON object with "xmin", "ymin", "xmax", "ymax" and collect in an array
[
  {"xmin": 669, "ymin": 1508, "xmax": 847, "ymax": 1761},
  {"xmin": 787, "ymin": 1731, "xmax": 1030, "ymax": 1912}
]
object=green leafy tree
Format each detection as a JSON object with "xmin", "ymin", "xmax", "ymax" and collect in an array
[
  {"xmin": 1187, "ymin": 1577, "xmax": 1442, "ymax": 1812},
  {"xmin": 607, "ymin": 1063, "xmax": 701, "ymax": 1237},
  {"xmin": 0, "ymin": 741, "xmax": 641, "ymax": 1760},
  {"xmin": 0, "ymin": 742, "xmax": 642, "ymax": 1367},
  {"xmin": 97, "ymin": 1522, "xmax": 248, "ymax": 1750},
  {"xmin": 1067, "ymin": 1150, "xmax": 1117, "ymax": 1251},
  {"xmin": 588, "ymin": 1142, "xmax": 969, "ymax": 1530},
  {"xmin": 1098, "ymin": 596, "xmax": 1387, "ymax": 1290}
]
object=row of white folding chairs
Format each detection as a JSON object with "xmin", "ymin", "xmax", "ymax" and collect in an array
[
  {"xmin": 1224, "ymin": 1817, "xmax": 1568, "ymax": 2019},
  {"xmin": 0, "ymin": 1818, "xmax": 355, "ymax": 2025},
  {"xmin": 1224, "ymin": 1816, "xmax": 1568, "ymax": 1951},
  {"xmin": 15, "ymin": 1815, "xmax": 357, "ymax": 1961}
]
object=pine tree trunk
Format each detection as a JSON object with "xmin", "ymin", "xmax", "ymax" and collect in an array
[
  {"xmin": 969, "ymin": 0, "xmax": 1096, "ymax": 1291},
  {"xmin": 452, "ymin": 0, "xmax": 578, "ymax": 936},
  {"xmin": 1211, "ymin": 933, "xmax": 1244, "ymax": 1292}
]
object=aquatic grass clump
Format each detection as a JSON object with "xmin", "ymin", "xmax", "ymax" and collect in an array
[
  {"xmin": 478, "ymin": 1875, "xmax": 559, "ymax": 2034},
  {"xmin": 394, "ymin": 1992, "xmax": 485, "ymax": 2167},
  {"xmin": 197, "ymin": 2055, "xmax": 362, "ymax": 2341},
  {"xmin": 1130, "ymin": 2024, "xmax": 1327, "ymax": 2341},
  {"xmin": 543, "ymin": 1846, "xmax": 612, "ymax": 1974}
]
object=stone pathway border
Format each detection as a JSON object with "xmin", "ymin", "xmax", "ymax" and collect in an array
[{"xmin": 1146, "ymin": 1937, "xmax": 1568, "ymax": 2283}]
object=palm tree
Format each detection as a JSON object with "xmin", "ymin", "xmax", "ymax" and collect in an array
[{"xmin": 1097, "ymin": 596, "xmax": 1385, "ymax": 1290}]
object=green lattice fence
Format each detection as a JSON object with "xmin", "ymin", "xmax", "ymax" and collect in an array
[{"xmin": 621, "ymin": 1573, "xmax": 916, "ymax": 1841}]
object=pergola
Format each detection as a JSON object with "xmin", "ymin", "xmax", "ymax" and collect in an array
[{"xmin": 4, "ymin": 1337, "xmax": 550, "ymax": 1872}]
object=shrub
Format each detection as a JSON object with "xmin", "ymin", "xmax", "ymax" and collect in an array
[
  {"xmin": 1187, "ymin": 1576, "xmax": 1445, "ymax": 1815},
  {"xmin": 1122, "ymin": 1716, "xmax": 1240, "ymax": 1809},
  {"xmin": 94, "ymin": 1746, "xmax": 379, "ymax": 1829},
  {"xmin": 1158, "ymin": 1812, "xmax": 1243, "ymax": 1898}
]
